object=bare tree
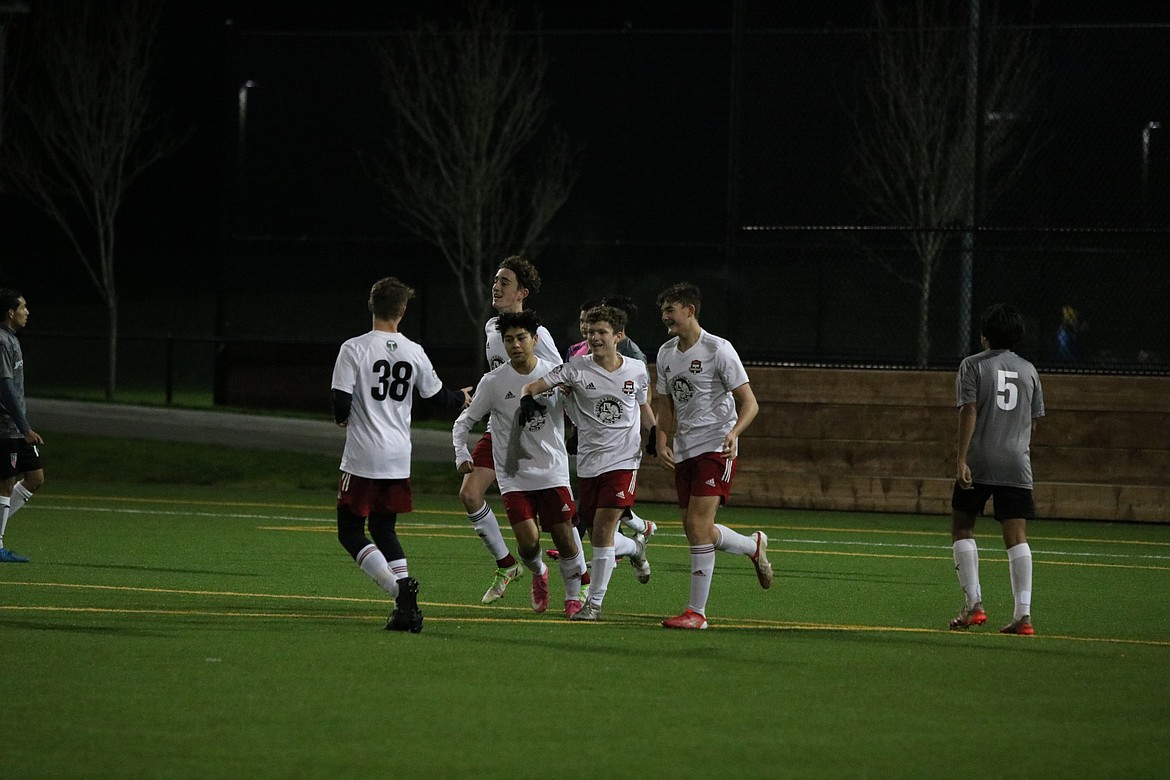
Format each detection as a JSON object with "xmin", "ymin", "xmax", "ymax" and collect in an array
[
  {"xmin": 852, "ymin": 0, "xmax": 1043, "ymax": 366},
  {"xmin": 368, "ymin": 0, "xmax": 575, "ymax": 360},
  {"xmin": 1, "ymin": 0, "xmax": 184, "ymax": 398}
]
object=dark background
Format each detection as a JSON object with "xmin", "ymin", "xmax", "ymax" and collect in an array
[{"xmin": 2, "ymin": 1, "xmax": 1168, "ymax": 404}]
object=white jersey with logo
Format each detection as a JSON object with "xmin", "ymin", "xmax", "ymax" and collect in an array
[
  {"xmin": 484, "ymin": 316, "xmax": 560, "ymax": 369},
  {"xmin": 453, "ymin": 357, "xmax": 569, "ymax": 494},
  {"xmin": 332, "ymin": 330, "xmax": 443, "ymax": 480},
  {"xmin": 655, "ymin": 329, "xmax": 750, "ymax": 462},
  {"xmin": 540, "ymin": 354, "xmax": 649, "ymax": 478}
]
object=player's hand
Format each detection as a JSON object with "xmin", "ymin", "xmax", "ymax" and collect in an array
[
  {"xmin": 645, "ymin": 425, "xmax": 657, "ymax": 456},
  {"xmin": 720, "ymin": 433, "xmax": 738, "ymax": 458},
  {"xmin": 519, "ymin": 394, "xmax": 545, "ymax": 425},
  {"xmin": 957, "ymin": 461, "xmax": 973, "ymax": 489},
  {"xmin": 457, "ymin": 460, "xmax": 474, "ymax": 474},
  {"xmin": 24, "ymin": 428, "xmax": 44, "ymax": 445},
  {"xmin": 657, "ymin": 444, "xmax": 676, "ymax": 471},
  {"xmin": 460, "ymin": 386, "xmax": 473, "ymax": 409}
]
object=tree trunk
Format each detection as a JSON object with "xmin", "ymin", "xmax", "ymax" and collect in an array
[
  {"xmin": 105, "ymin": 293, "xmax": 118, "ymax": 400},
  {"xmin": 916, "ymin": 261, "xmax": 933, "ymax": 368}
]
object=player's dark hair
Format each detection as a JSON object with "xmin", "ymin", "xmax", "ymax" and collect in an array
[
  {"xmin": 496, "ymin": 309, "xmax": 541, "ymax": 337},
  {"xmin": 499, "ymin": 255, "xmax": 541, "ymax": 295},
  {"xmin": 583, "ymin": 304, "xmax": 627, "ymax": 334},
  {"xmin": 368, "ymin": 277, "xmax": 415, "ymax": 320},
  {"xmin": 601, "ymin": 294, "xmax": 638, "ymax": 323},
  {"xmin": 980, "ymin": 303, "xmax": 1025, "ymax": 349},
  {"xmin": 656, "ymin": 282, "xmax": 701, "ymax": 317},
  {"xmin": 0, "ymin": 288, "xmax": 22, "ymax": 320},
  {"xmin": 578, "ymin": 298, "xmax": 602, "ymax": 313}
]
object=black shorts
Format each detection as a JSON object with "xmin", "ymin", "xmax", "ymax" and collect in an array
[
  {"xmin": 1, "ymin": 438, "xmax": 43, "ymax": 479},
  {"xmin": 951, "ymin": 482, "xmax": 1035, "ymax": 521}
]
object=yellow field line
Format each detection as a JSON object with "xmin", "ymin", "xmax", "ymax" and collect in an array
[
  {"xmin": 3, "ymin": 602, "xmax": 1167, "ymax": 649},
  {"xmin": 41, "ymin": 496, "xmax": 1170, "ymax": 548}
]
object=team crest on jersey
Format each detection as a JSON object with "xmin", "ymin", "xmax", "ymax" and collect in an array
[
  {"xmin": 689, "ymin": 359, "xmax": 703, "ymax": 374},
  {"xmin": 489, "ymin": 355, "xmax": 505, "ymax": 369},
  {"xmin": 595, "ymin": 396, "xmax": 622, "ymax": 424},
  {"xmin": 669, "ymin": 375, "xmax": 695, "ymax": 404},
  {"xmin": 622, "ymin": 380, "xmax": 635, "ymax": 395},
  {"xmin": 385, "ymin": 340, "xmax": 397, "ymax": 351}
]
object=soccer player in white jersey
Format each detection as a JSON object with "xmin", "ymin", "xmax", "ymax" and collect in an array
[
  {"xmin": 458, "ymin": 256, "xmax": 562, "ymax": 605},
  {"xmin": 653, "ymin": 282, "xmax": 773, "ymax": 630},
  {"xmin": 949, "ymin": 303, "xmax": 1045, "ymax": 636},
  {"xmin": 522, "ymin": 305, "xmax": 657, "ymax": 621},
  {"xmin": 332, "ymin": 277, "xmax": 471, "ymax": 633},
  {"xmin": 453, "ymin": 310, "xmax": 588, "ymax": 618}
]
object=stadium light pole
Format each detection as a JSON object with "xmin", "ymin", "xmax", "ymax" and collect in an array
[{"xmin": 1142, "ymin": 120, "xmax": 1161, "ymax": 219}]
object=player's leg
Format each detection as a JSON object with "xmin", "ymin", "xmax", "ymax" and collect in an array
[
  {"xmin": 460, "ymin": 456, "xmax": 522, "ymax": 603},
  {"xmin": 999, "ymin": 511, "xmax": 1034, "ymax": 635},
  {"xmin": 372, "ymin": 511, "xmax": 424, "ymax": 634},
  {"xmin": 540, "ymin": 489, "xmax": 585, "ymax": 616},
  {"xmin": 337, "ymin": 506, "xmax": 398, "ymax": 597},
  {"xmin": 949, "ymin": 482, "xmax": 988, "ymax": 628},
  {"xmin": 578, "ymin": 506, "xmax": 624, "ymax": 618},
  {"xmin": 7, "ymin": 466, "xmax": 44, "ymax": 517}
]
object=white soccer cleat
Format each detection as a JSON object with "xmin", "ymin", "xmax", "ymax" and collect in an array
[{"xmin": 481, "ymin": 562, "xmax": 523, "ymax": 604}]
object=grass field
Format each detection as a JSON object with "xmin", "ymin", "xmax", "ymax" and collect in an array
[{"xmin": 3, "ymin": 435, "xmax": 1169, "ymax": 778}]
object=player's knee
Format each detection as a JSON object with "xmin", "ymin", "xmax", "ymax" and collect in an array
[
  {"xmin": 458, "ymin": 484, "xmax": 482, "ymax": 511},
  {"xmin": 21, "ymin": 470, "xmax": 44, "ymax": 492}
]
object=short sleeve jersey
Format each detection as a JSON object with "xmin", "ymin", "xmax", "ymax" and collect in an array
[
  {"xmin": 540, "ymin": 354, "xmax": 650, "ymax": 478},
  {"xmin": 0, "ymin": 327, "xmax": 27, "ymax": 437},
  {"xmin": 956, "ymin": 348, "xmax": 1045, "ymax": 488},
  {"xmin": 484, "ymin": 317, "xmax": 560, "ymax": 369},
  {"xmin": 655, "ymin": 329, "xmax": 750, "ymax": 462},
  {"xmin": 331, "ymin": 330, "xmax": 443, "ymax": 480},
  {"xmin": 453, "ymin": 357, "xmax": 569, "ymax": 494}
]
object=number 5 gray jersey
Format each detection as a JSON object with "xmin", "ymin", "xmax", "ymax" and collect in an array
[{"xmin": 956, "ymin": 349, "xmax": 1045, "ymax": 488}]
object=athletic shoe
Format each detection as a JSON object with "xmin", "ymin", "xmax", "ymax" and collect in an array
[
  {"xmin": 662, "ymin": 609, "xmax": 708, "ymax": 630},
  {"xmin": 0, "ymin": 547, "xmax": 29, "ymax": 563},
  {"xmin": 750, "ymin": 531, "xmax": 773, "ymax": 590},
  {"xmin": 949, "ymin": 602, "xmax": 988, "ymax": 630},
  {"xmin": 999, "ymin": 615, "xmax": 1035, "ymax": 635},
  {"xmin": 481, "ymin": 563, "xmax": 523, "ymax": 604},
  {"xmin": 564, "ymin": 599, "xmax": 582, "ymax": 619},
  {"xmin": 531, "ymin": 570, "xmax": 549, "ymax": 613},
  {"xmin": 571, "ymin": 601, "xmax": 603, "ymax": 621},
  {"xmin": 386, "ymin": 577, "xmax": 424, "ymax": 634},
  {"xmin": 628, "ymin": 534, "xmax": 652, "ymax": 584},
  {"xmin": 639, "ymin": 519, "xmax": 658, "ymax": 541},
  {"xmin": 545, "ymin": 548, "xmax": 560, "ymax": 561}
]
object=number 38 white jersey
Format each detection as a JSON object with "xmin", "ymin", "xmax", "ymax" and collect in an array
[{"xmin": 332, "ymin": 330, "xmax": 443, "ymax": 480}]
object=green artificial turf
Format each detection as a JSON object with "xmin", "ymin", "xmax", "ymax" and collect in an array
[{"xmin": 4, "ymin": 463, "xmax": 1168, "ymax": 778}]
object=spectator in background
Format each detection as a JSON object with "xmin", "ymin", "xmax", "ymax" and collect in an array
[{"xmin": 1055, "ymin": 304, "xmax": 1085, "ymax": 362}]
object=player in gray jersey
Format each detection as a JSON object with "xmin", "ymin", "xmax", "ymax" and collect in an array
[
  {"xmin": 949, "ymin": 303, "xmax": 1045, "ymax": 636},
  {"xmin": 0, "ymin": 289, "xmax": 45, "ymax": 564}
]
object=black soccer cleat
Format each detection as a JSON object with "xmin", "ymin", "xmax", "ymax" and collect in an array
[{"xmin": 386, "ymin": 577, "xmax": 424, "ymax": 634}]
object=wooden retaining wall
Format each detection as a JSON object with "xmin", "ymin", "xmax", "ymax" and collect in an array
[{"xmin": 636, "ymin": 367, "xmax": 1170, "ymax": 523}]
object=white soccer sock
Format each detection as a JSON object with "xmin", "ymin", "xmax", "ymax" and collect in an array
[
  {"xmin": 8, "ymin": 481, "xmax": 32, "ymax": 516},
  {"xmin": 588, "ymin": 546, "xmax": 617, "ymax": 606},
  {"xmin": 558, "ymin": 547, "xmax": 587, "ymax": 600},
  {"xmin": 952, "ymin": 538, "xmax": 982, "ymax": 607},
  {"xmin": 688, "ymin": 544, "xmax": 716, "ymax": 615},
  {"xmin": 468, "ymin": 502, "xmax": 511, "ymax": 562},
  {"xmin": 520, "ymin": 549, "xmax": 547, "ymax": 577},
  {"xmin": 387, "ymin": 557, "xmax": 409, "ymax": 584},
  {"xmin": 1007, "ymin": 543, "xmax": 1033, "ymax": 620},
  {"xmin": 714, "ymin": 524, "xmax": 756, "ymax": 556},
  {"xmin": 612, "ymin": 533, "xmax": 637, "ymax": 558},
  {"xmin": 620, "ymin": 511, "xmax": 648, "ymax": 535},
  {"xmin": 357, "ymin": 544, "xmax": 398, "ymax": 596},
  {"xmin": 0, "ymin": 495, "xmax": 10, "ymax": 547}
]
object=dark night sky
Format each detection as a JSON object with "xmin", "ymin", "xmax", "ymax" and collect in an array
[{"xmin": 4, "ymin": 0, "xmax": 1169, "ymax": 310}]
